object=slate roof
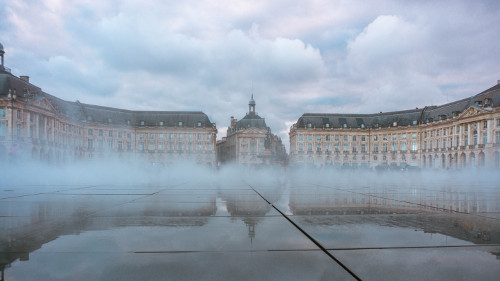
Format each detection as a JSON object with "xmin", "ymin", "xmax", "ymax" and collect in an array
[
  {"xmin": 234, "ymin": 112, "xmax": 268, "ymax": 130},
  {"xmin": 295, "ymin": 82, "xmax": 500, "ymax": 129},
  {"xmin": 0, "ymin": 72, "xmax": 215, "ymax": 128}
]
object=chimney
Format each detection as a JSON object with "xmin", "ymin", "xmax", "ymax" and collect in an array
[
  {"xmin": 230, "ymin": 116, "xmax": 236, "ymax": 127},
  {"xmin": 20, "ymin": 76, "xmax": 29, "ymax": 83},
  {"xmin": 497, "ymin": 79, "xmax": 500, "ymax": 85}
]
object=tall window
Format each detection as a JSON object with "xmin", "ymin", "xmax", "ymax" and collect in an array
[
  {"xmin": 0, "ymin": 122, "xmax": 7, "ymax": 137},
  {"xmin": 361, "ymin": 144, "xmax": 366, "ymax": 152},
  {"xmin": 496, "ymin": 132, "xmax": 500, "ymax": 143},
  {"xmin": 473, "ymin": 131, "xmax": 478, "ymax": 145},
  {"xmin": 483, "ymin": 133, "xmax": 488, "ymax": 144},
  {"xmin": 373, "ymin": 144, "xmax": 378, "ymax": 152},
  {"xmin": 402, "ymin": 143, "xmax": 407, "ymax": 152},
  {"xmin": 411, "ymin": 142, "xmax": 417, "ymax": 152}
]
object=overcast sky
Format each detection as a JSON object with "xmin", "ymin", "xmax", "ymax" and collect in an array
[{"xmin": 1, "ymin": 0, "xmax": 499, "ymax": 149}]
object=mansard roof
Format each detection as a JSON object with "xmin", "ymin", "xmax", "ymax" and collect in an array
[
  {"xmin": 298, "ymin": 108, "xmax": 423, "ymax": 129},
  {"xmin": 0, "ymin": 72, "xmax": 215, "ymax": 128},
  {"xmin": 234, "ymin": 112, "xmax": 268, "ymax": 130},
  {"xmin": 296, "ymin": 82, "xmax": 500, "ymax": 129}
]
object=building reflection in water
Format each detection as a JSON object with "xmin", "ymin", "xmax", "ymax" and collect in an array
[
  {"xmin": 0, "ymin": 189, "xmax": 218, "ymax": 278},
  {"xmin": 289, "ymin": 180, "xmax": 500, "ymax": 258},
  {"xmin": 1, "ymin": 178, "xmax": 499, "ymax": 278},
  {"xmin": 220, "ymin": 181, "xmax": 283, "ymax": 244}
]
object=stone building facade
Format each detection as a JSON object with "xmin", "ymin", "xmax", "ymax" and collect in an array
[
  {"xmin": 289, "ymin": 82, "xmax": 500, "ymax": 169},
  {"xmin": 216, "ymin": 96, "xmax": 287, "ymax": 166},
  {"xmin": 0, "ymin": 44, "xmax": 217, "ymax": 166}
]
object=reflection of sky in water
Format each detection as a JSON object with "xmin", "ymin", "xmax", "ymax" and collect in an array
[{"xmin": 1, "ymin": 168, "xmax": 500, "ymax": 280}]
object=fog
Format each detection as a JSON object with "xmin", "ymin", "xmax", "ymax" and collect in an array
[{"xmin": 1, "ymin": 158, "xmax": 500, "ymax": 280}]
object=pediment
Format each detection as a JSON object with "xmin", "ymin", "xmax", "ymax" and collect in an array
[
  {"xmin": 32, "ymin": 98, "xmax": 57, "ymax": 113},
  {"xmin": 238, "ymin": 127, "xmax": 268, "ymax": 135},
  {"xmin": 457, "ymin": 106, "xmax": 490, "ymax": 119}
]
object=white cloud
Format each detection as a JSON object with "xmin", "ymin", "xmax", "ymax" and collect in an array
[{"xmin": 1, "ymin": 0, "xmax": 500, "ymax": 152}]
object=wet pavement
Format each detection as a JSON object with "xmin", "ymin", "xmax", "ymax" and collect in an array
[{"xmin": 1, "ymin": 169, "xmax": 500, "ymax": 280}]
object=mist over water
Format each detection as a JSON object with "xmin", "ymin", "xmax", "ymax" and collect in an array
[{"xmin": 1, "ymin": 157, "xmax": 500, "ymax": 281}]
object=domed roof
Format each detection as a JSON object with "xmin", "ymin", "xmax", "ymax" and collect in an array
[{"xmin": 249, "ymin": 94, "xmax": 256, "ymax": 105}]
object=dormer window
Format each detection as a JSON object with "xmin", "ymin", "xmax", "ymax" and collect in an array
[
  {"xmin": 87, "ymin": 116, "xmax": 92, "ymax": 121},
  {"xmin": 393, "ymin": 122, "xmax": 397, "ymax": 127},
  {"xmin": 159, "ymin": 121, "xmax": 164, "ymax": 126},
  {"xmin": 325, "ymin": 123, "xmax": 330, "ymax": 128},
  {"xmin": 140, "ymin": 120, "xmax": 145, "ymax": 126},
  {"xmin": 108, "ymin": 118, "xmax": 112, "ymax": 123},
  {"xmin": 307, "ymin": 123, "xmax": 312, "ymax": 128},
  {"xmin": 178, "ymin": 121, "xmax": 183, "ymax": 127},
  {"xmin": 484, "ymin": 98, "xmax": 492, "ymax": 106},
  {"xmin": 343, "ymin": 124, "xmax": 347, "ymax": 128},
  {"xmin": 412, "ymin": 120, "xmax": 418, "ymax": 125},
  {"xmin": 126, "ymin": 120, "xmax": 131, "ymax": 125},
  {"xmin": 197, "ymin": 121, "xmax": 202, "ymax": 127},
  {"xmin": 360, "ymin": 124, "xmax": 365, "ymax": 129}
]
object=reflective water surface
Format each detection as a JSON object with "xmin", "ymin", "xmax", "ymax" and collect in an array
[{"xmin": 1, "ymin": 168, "xmax": 500, "ymax": 280}]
